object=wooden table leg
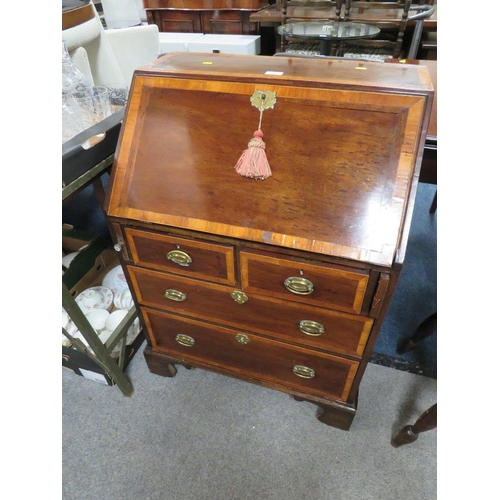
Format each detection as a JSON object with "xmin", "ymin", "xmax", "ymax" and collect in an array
[{"xmin": 391, "ymin": 403, "xmax": 437, "ymax": 447}]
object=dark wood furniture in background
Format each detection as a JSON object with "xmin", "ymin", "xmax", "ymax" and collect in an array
[
  {"xmin": 392, "ymin": 312, "xmax": 437, "ymax": 447},
  {"xmin": 142, "ymin": 0, "xmax": 269, "ymax": 34},
  {"xmin": 252, "ymin": 1, "xmax": 437, "ymax": 55},
  {"xmin": 391, "ymin": 403, "xmax": 437, "ymax": 447},
  {"xmin": 104, "ymin": 53, "xmax": 433, "ymax": 430}
]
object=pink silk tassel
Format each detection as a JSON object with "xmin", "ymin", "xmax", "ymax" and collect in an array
[{"xmin": 235, "ymin": 130, "xmax": 272, "ymax": 180}]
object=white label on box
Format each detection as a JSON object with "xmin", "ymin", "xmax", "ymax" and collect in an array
[
  {"xmin": 265, "ymin": 71, "xmax": 284, "ymax": 76},
  {"xmin": 80, "ymin": 369, "xmax": 109, "ymax": 385}
]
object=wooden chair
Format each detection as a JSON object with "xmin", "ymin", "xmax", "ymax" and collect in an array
[
  {"xmin": 342, "ymin": 1, "xmax": 436, "ymax": 60},
  {"xmin": 339, "ymin": 0, "xmax": 412, "ymax": 61}
]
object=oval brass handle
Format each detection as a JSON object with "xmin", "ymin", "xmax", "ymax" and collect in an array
[
  {"xmin": 298, "ymin": 320, "xmax": 325, "ymax": 336},
  {"xmin": 292, "ymin": 365, "xmax": 316, "ymax": 379},
  {"xmin": 167, "ymin": 249, "xmax": 192, "ymax": 267},
  {"xmin": 231, "ymin": 290, "xmax": 248, "ymax": 305},
  {"xmin": 175, "ymin": 334, "xmax": 195, "ymax": 347},
  {"xmin": 235, "ymin": 333, "xmax": 250, "ymax": 344},
  {"xmin": 284, "ymin": 277, "xmax": 314, "ymax": 295},
  {"xmin": 164, "ymin": 289, "xmax": 187, "ymax": 302}
]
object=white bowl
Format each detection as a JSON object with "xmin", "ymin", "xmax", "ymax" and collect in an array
[
  {"xmin": 98, "ymin": 329, "xmax": 113, "ymax": 343},
  {"xmin": 105, "ymin": 309, "xmax": 128, "ymax": 332},
  {"xmin": 87, "ymin": 309, "xmax": 110, "ymax": 332}
]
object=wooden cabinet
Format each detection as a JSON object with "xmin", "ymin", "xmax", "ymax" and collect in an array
[
  {"xmin": 104, "ymin": 53, "xmax": 433, "ymax": 429},
  {"xmin": 143, "ymin": 0, "xmax": 268, "ymax": 34}
]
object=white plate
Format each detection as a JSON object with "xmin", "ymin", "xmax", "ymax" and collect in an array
[
  {"xmin": 75, "ymin": 286, "xmax": 113, "ymax": 314},
  {"xmin": 102, "ymin": 266, "xmax": 129, "ymax": 294}
]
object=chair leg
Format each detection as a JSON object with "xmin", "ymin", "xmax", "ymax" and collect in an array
[
  {"xmin": 397, "ymin": 312, "xmax": 437, "ymax": 354},
  {"xmin": 391, "ymin": 403, "xmax": 437, "ymax": 448}
]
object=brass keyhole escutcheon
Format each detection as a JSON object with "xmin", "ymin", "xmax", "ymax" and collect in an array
[
  {"xmin": 284, "ymin": 277, "xmax": 314, "ymax": 295},
  {"xmin": 167, "ymin": 249, "xmax": 192, "ymax": 267},
  {"xmin": 231, "ymin": 290, "xmax": 248, "ymax": 304},
  {"xmin": 235, "ymin": 334, "xmax": 250, "ymax": 345},
  {"xmin": 175, "ymin": 334, "xmax": 195, "ymax": 347}
]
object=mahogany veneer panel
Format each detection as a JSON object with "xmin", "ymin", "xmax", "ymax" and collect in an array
[
  {"xmin": 143, "ymin": 308, "xmax": 359, "ymax": 402},
  {"xmin": 107, "ymin": 54, "xmax": 431, "ymax": 267},
  {"xmin": 128, "ymin": 265, "xmax": 373, "ymax": 358},
  {"xmin": 125, "ymin": 227, "xmax": 236, "ymax": 285},
  {"xmin": 240, "ymin": 250, "xmax": 369, "ymax": 314}
]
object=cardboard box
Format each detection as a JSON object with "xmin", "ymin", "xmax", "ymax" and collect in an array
[
  {"xmin": 62, "ymin": 331, "xmax": 145, "ymax": 386},
  {"xmin": 63, "ymin": 247, "xmax": 145, "ymax": 386},
  {"xmin": 62, "ymin": 224, "xmax": 107, "ymax": 290},
  {"xmin": 187, "ymin": 34, "xmax": 261, "ymax": 55}
]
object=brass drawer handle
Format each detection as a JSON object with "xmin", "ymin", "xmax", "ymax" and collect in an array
[
  {"xmin": 175, "ymin": 334, "xmax": 195, "ymax": 347},
  {"xmin": 284, "ymin": 277, "xmax": 314, "ymax": 295},
  {"xmin": 292, "ymin": 365, "xmax": 316, "ymax": 379},
  {"xmin": 231, "ymin": 290, "xmax": 248, "ymax": 304},
  {"xmin": 298, "ymin": 320, "xmax": 325, "ymax": 336},
  {"xmin": 164, "ymin": 289, "xmax": 187, "ymax": 302},
  {"xmin": 167, "ymin": 249, "xmax": 192, "ymax": 267},
  {"xmin": 235, "ymin": 333, "xmax": 250, "ymax": 344}
]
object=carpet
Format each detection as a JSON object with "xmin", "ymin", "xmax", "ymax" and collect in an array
[{"xmin": 371, "ymin": 182, "xmax": 437, "ymax": 379}]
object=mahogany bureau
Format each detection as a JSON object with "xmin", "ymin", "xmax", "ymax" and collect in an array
[{"xmin": 104, "ymin": 53, "xmax": 433, "ymax": 430}]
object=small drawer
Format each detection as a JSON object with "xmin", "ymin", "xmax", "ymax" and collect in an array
[
  {"xmin": 128, "ymin": 266, "xmax": 373, "ymax": 358},
  {"xmin": 143, "ymin": 308, "xmax": 359, "ymax": 403},
  {"xmin": 240, "ymin": 251, "xmax": 369, "ymax": 314},
  {"xmin": 124, "ymin": 228, "xmax": 236, "ymax": 285}
]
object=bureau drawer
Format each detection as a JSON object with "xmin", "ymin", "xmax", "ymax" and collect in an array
[
  {"xmin": 240, "ymin": 251, "xmax": 369, "ymax": 314},
  {"xmin": 124, "ymin": 228, "xmax": 236, "ymax": 285},
  {"xmin": 143, "ymin": 308, "xmax": 359, "ymax": 402},
  {"xmin": 128, "ymin": 266, "xmax": 372, "ymax": 358}
]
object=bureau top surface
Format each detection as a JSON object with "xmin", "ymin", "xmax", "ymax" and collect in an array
[{"xmin": 106, "ymin": 53, "xmax": 434, "ymax": 267}]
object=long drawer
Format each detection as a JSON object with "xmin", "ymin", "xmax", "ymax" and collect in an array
[
  {"xmin": 143, "ymin": 308, "xmax": 359, "ymax": 402},
  {"xmin": 128, "ymin": 265, "xmax": 373, "ymax": 358},
  {"xmin": 124, "ymin": 227, "xmax": 236, "ymax": 285},
  {"xmin": 240, "ymin": 250, "xmax": 369, "ymax": 314}
]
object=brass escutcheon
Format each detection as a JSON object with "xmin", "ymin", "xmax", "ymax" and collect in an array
[
  {"xmin": 298, "ymin": 320, "xmax": 325, "ymax": 336},
  {"xmin": 292, "ymin": 365, "xmax": 316, "ymax": 379},
  {"xmin": 235, "ymin": 334, "xmax": 251, "ymax": 345},
  {"xmin": 164, "ymin": 289, "xmax": 187, "ymax": 302},
  {"xmin": 175, "ymin": 334, "xmax": 195, "ymax": 347},
  {"xmin": 284, "ymin": 277, "xmax": 314, "ymax": 295},
  {"xmin": 167, "ymin": 249, "xmax": 192, "ymax": 267},
  {"xmin": 231, "ymin": 290, "xmax": 248, "ymax": 304}
]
